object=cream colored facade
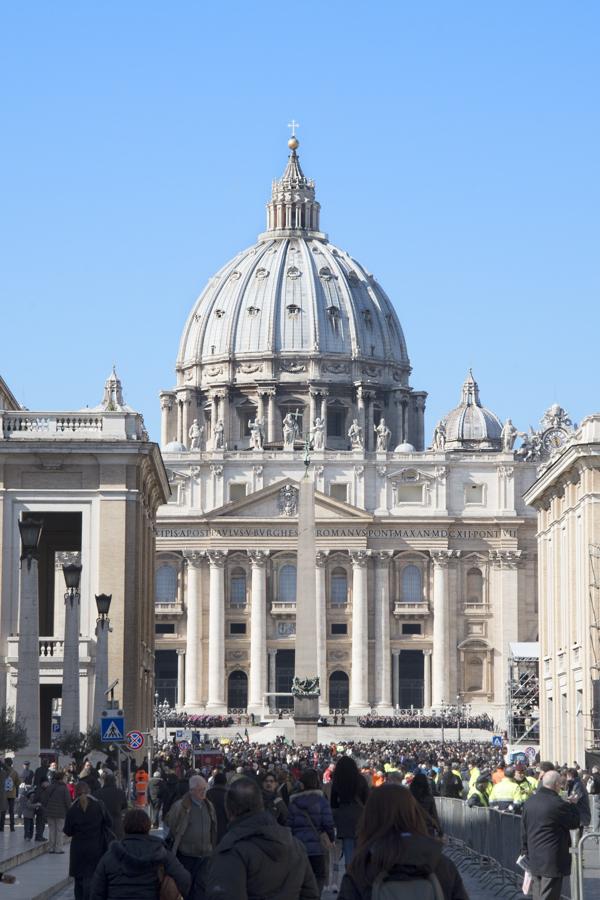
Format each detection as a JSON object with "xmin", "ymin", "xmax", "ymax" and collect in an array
[
  {"xmin": 0, "ymin": 373, "xmax": 169, "ymax": 742},
  {"xmin": 524, "ymin": 415, "xmax": 600, "ymax": 764}
]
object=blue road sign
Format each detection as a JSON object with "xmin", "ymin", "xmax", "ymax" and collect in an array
[
  {"xmin": 491, "ymin": 735, "xmax": 503, "ymax": 748},
  {"xmin": 51, "ymin": 718, "xmax": 60, "ymax": 734},
  {"xmin": 101, "ymin": 714, "xmax": 125, "ymax": 742}
]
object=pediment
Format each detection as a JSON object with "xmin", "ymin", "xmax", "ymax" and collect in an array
[
  {"xmin": 386, "ymin": 466, "xmax": 441, "ymax": 483},
  {"xmin": 209, "ymin": 478, "xmax": 372, "ymax": 522}
]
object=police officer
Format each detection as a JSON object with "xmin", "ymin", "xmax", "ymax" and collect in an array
[
  {"xmin": 489, "ymin": 765, "xmax": 520, "ymax": 811},
  {"xmin": 467, "ymin": 771, "xmax": 492, "ymax": 808}
]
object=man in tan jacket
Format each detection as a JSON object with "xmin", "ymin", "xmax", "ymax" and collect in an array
[{"xmin": 166, "ymin": 775, "xmax": 217, "ymax": 899}]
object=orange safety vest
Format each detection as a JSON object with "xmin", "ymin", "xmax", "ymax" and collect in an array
[{"xmin": 134, "ymin": 770, "xmax": 149, "ymax": 807}]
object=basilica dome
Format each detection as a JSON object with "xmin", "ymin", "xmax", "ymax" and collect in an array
[
  {"xmin": 177, "ymin": 141, "xmax": 409, "ymax": 386},
  {"xmin": 439, "ymin": 370, "xmax": 502, "ymax": 451}
]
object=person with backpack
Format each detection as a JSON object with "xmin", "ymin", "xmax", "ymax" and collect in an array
[
  {"xmin": 1, "ymin": 758, "xmax": 19, "ymax": 831},
  {"xmin": 338, "ymin": 784, "xmax": 469, "ymax": 900},
  {"xmin": 288, "ymin": 769, "xmax": 335, "ymax": 894},
  {"xmin": 330, "ymin": 756, "xmax": 369, "ymax": 866}
]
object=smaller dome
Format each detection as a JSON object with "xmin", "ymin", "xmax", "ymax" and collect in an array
[
  {"xmin": 163, "ymin": 440, "xmax": 187, "ymax": 453},
  {"xmin": 394, "ymin": 442, "xmax": 416, "ymax": 453},
  {"xmin": 438, "ymin": 370, "xmax": 502, "ymax": 451}
]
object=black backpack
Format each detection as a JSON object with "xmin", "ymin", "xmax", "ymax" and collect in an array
[{"xmin": 372, "ymin": 871, "xmax": 445, "ymax": 900}]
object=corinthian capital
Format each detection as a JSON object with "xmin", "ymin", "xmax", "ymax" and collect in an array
[
  {"xmin": 431, "ymin": 549, "xmax": 459, "ymax": 568},
  {"xmin": 247, "ymin": 549, "xmax": 270, "ymax": 567},
  {"xmin": 489, "ymin": 549, "xmax": 524, "ymax": 568},
  {"xmin": 372, "ymin": 550, "xmax": 393, "ymax": 567},
  {"xmin": 316, "ymin": 551, "xmax": 330, "ymax": 567},
  {"xmin": 183, "ymin": 549, "xmax": 205, "ymax": 568},
  {"xmin": 206, "ymin": 549, "xmax": 228, "ymax": 568},
  {"xmin": 350, "ymin": 550, "xmax": 370, "ymax": 569}
]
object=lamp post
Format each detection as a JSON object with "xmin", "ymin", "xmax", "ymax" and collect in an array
[
  {"xmin": 456, "ymin": 694, "xmax": 462, "ymax": 742},
  {"xmin": 92, "ymin": 593, "xmax": 112, "ymax": 725},
  {"xmin": 15, "ymin": 517, "xmax": 43, "ymax": 761},
  {"xmin": 61, "ymin": 561, "xmax": 83, "ymax": 735}
]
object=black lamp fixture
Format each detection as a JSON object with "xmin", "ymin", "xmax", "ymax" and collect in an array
[
  {"xmin": 18, "ymin": 518, "xmax": 43, "ymax": 567},
  {"xmin": 95, "ymin": 593, "xmax": 112, "ymax": 619},
  {"xmin": 62, "ymin": 562, "xmax": 82, "ymax": 593}
]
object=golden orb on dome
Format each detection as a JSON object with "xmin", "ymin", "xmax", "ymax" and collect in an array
[{"xmin": 288, "ymin": 136, "xmax": 299, "ymax": 150}]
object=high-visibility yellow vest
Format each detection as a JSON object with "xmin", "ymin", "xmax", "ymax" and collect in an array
[
  {"xmin": 489, "ymin": 778, "xmax": 519, "ymax": 804},
  {"xmin": 468, "ymin": 767, "xmax": 481, "ymax": 788},
  {"xmin": 467, "ymin": 784, "xmax": 489, "ymax": 806}
]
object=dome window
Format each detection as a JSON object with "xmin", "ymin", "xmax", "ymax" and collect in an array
[
  {"xmin": 327, "ymin": 305, "xmax": 340, "ymax": 318},
  {"xmin": 319, "ymin": 266, "xmax": 333, "ymax": 281},
  {"xmin": 362, "ymin": 309, "xmax": 373, "ymax": 329},
  {"xmin": 348, "ymin": 270, "xmax": 359, "ymax": 284},
  {"xmin": 255, "ymin": 268, "xmax": 269, "ymax": 280},
  {"xmin": 247, "ymin": 306, "xmax": 260, "ymax": 317},
  {"xmin": 230, "ymin": 270, "xmax": 242, "ymax": 281},
  {"xmin": 214, "ymin": 309, "xmax": 226, "ymax": 318},
  {"xmin": 287, "ymin": 266, "xmax": 301, "ymax": 280},
  {"xmin": 286, "ymin": 303, "xmax": 301, "ymax": 317}
]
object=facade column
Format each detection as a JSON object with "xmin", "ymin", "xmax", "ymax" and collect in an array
[
  {"xmin": 492, "ymin": 550, "xmax": 522, "ymax": 725},
  {"xmin": 248, "ymin": 550, "xmax": 269, "ymax": 715},
  {"xmin": 432, "ymin": 551, "xmax": 451, "ymax": 707},
  {"xmin": 268, "ymin": 649, "xmax": 277, "ymax": 703},
  {"xmin": 206, "ymin": 550, "xmax": 227, "ymax": 710},
  {"xmin": 210, "ymin": 392, "xmax": 219, "ymax": 447},
  {"xmin": 423, "ymin": 648, "xmax": 432, "ymax": 709},
  {"xmin": 16, "ymin": 558, "xmax": 41, "ymax": 762},
  {"xmin": 316, "ymin": 551, "xmax": 329, "ymax": 713},
  {"xmin": 181, "ymin": 390, "xmax": 194, "ymax": 447},
  {"xmin": 356, "ymin": 386, "xmax": 365, "ymax": 441},
  {"xmin": 176, "ymin": 650, "xmax": 185, "ymax": 707},
  {"xmin": 365, "ymin": 392, "xmax": 374, "ymax": 451},
  {"xmin": 392, "ymin": 651, "xmax": 400, "ymax": 709},
  {"xmin": 183, "ymin": 551, "xmax": 204, "ymax": 708},
  {"xmin": 159, "ymin": 392, "xmax": 175, "ymax": 448},
  {"xmin": 218, "ymin": 389, "xmax": 230, "ymax": 448},
  {"xmin": 61, "ymin": 584, "xmax": 81, "ymax": 735},
  {"xmin": 320, "ymin": 392, "xmax": 328, "ymax": 446},
  {"xmin": 309, "ymin": 390, "xmax": 318, "ymax": 431},
  {"xmin": 350, "ymin": 550, "xmax": 370, "ymax": 714},
  {"xmin": 374, "ymin": 551, "xmax": 393, "ymax": 711},
  {"xmin": 266, "ymin": 389, "xmax": 276, "ymax": 444},
  {"xmin": 256, "ymin": 391, "xmax": 265, "ymax": 424}
]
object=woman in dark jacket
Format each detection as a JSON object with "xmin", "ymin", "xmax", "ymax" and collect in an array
[
  {"xmin": 95, "ymin": 771, "xmax": 128, "ymax": 840},
  {"xmin": 339, "ymin": 784, "xmax": 469, "ymax": 900},
  {"xmin": 90, "ymin": 808, "xmax": 191, "ymax": 900},
  {"xmin": 330, "ymin": 756, "xmax": 369, "ymax": 866},
  {"xmin": 409, "ymin": 772, "xmax": 442, "ymax": 837},
  {"xmin": 64, "ymin": 781, "xmax": 108, "ymax": 900},
  {"xmin": 287, "ymin": 769, "xmax": 335, "ymax": 894},
  {"xmin": 260, "ymin": 771, "xmax": 288, "ymax": 826}
]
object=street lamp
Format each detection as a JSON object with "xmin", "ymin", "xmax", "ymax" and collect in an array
[
  {"xmin": 15, "ymin": 516, "xmax": 44, "ymax": 761},
  {"xmin": 61, "ymin": 561, "xmax": 83, "ymax": 735},
  {"xmin": 92, "ymin": 594, "xmax": 112, "ymax": 724}
]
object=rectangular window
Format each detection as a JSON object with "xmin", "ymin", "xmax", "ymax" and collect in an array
[
  {"xmin": 465, "ymin": 484, "xmax": 484, "ymax": 504},
  {"xmin": 328, "ymin": 408, "xmax": 346, "ymax": 437},
  {"xmin": 229, "ymin": 483, "xmax": 247, "ymax": 502},
  {"xmin": 330, "ymin": 483, "xmax": 348, "ymax": 502},
  {"xmin": 230, "ymin": 622, "xmax": 247, "ymax": 635},
  {"xmin": 331, "ymin": 623, "xmax": 348, "ymax": 635},
  {"xmin": 396, "ymin": 484, "xmax": 423, "ymax": 503},
  {"xmin": 402, "ymin": 623, "xmax": 421, "ymax": 635},
  {"xmin": 155, "ymin": 623, "xmax": 176, "ymax": 634}
]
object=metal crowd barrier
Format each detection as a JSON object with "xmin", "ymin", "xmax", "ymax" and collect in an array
[{"xmin": 437, "ymin": 798, "xmax": 598, "ymax": 900}]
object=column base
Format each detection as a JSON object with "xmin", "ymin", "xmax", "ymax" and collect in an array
[
  {"xmin": 205, "ymin": 702, "xmax": 228, "ymax": 714},
  {"xmin": 374, "ymin": 704, "xmax": 394, "ymax": 714},
  {"xmin": 349, "ymin": 704, "xmax": 371, "ymax": 716}
]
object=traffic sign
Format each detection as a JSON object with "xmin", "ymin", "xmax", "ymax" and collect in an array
[
  {"xmin": 176, "ymin": 730, "xmax": 183, "ymax": 739},
  {"xmin": 51, "ymin": 716, "xmax": 61, "ymax": 735},
  {"xmin": 126, "ymin": 731, "xmax": 144, "ymax": 751},
  {"xmin": 525, "ymin": 746, "xmax": 537, "ymax": 760},
  {"xmin": 491, "ymin": 735, "xmax": 503, "ymax": 748},
  {"xmin": 101, "ymin": 714, "xmax": 125, "ymax": 742},
  {"xmin": 178, "ymin": 740, "xmax": 190, "ymax": 751}
]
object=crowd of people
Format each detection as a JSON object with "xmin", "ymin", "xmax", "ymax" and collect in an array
[
  {"xmin": 5, "ymin": 736, "xmax": 596, "ymax": 899},
  {"xmin": 357, "ymin": 712, "xmax": 495, "ymax": 730},
  {"xmin": 155, "ymin": 712, "xmax": 235, "ymax": 729}
]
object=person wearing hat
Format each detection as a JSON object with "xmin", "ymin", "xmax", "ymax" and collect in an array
[
  {"xmin": 514, "ymin": 767, "xmax": 534, "ymax": 806},
  {"xmin": 489, "ymin": 766, "xmax": 520, "ymax": 811},
  {"xmin": 467, "ymin": 771, "xmax": 492, "ymax": 807}
]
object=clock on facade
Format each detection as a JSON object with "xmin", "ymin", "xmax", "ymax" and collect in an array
[{"xmin": 542, "ymin": 428, "xmax": 567, "ymax": 453}]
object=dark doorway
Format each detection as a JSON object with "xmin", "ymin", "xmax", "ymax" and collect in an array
[
  {"xmin": 23, "ymin": 512, "xmax": 82, "ymax": 635},
  {"xmin": 329, "ymin": 670, "xmax": 349, "ymax": 711},
  {"xmin": 399, "ymin": 650, "xmax": 424, "ymax": 708},
  {"xmin": 275, "ymin": 649, "xmax": 295, "ymax": 709},
  {"xmin": 155, "ymin": 649, "xmax": 178, "ymax": 707},
  {"xmin": 228, "ymin": 670, "xmax": 248, "ymax": 711},
  {"xmin": 40, "ymin": 683, "xmax": 62, "ymax": 749}
]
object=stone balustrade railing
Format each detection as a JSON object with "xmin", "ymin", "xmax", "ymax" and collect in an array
[
  {"xmin": 1, "ymin": 410, "xmax": 148, "ymax": 441},
  {"xmin": 7, "ymin": 636, "xmax": 95, "ymax": 662},
  {"xmin": 393, "ymin": 600, "xmax": 430, "ymax": 616}
]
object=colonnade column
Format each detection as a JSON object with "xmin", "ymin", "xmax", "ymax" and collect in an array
[
  {"xmin": 431, "ymin": 550, "xmax": 451, "ymax": 706},
  {"xmin": 176, "ymin": 650, "xmax": 185, "ymax": 707},
  {"xmin": 248, "ymin": 550, "xmax": 269, "ymax": 715},
  {"xmin": 159, "ymin": 392, "xmax": 175, "ymax": 447},
  {"xmin": 392, "ymin": 651, "xmax": 400, "ymax": 709},
  {"xmin": 350, "ymin": 550, "xmax": 370, "ymax": 714},
  {"xmin": 183, "ymin": 551, "xmax": 204, "ymax": 708},
  {"xmin": 206, "ymin": 550, "xmax": 227, "ymax": 710},
  {"xmin": 374, "ymin": 551, "xmax": 393, "ymax": 711},
  {"xmin": 316, "ymin": 552, "xmax": 329, "ymax": 713},
  {"xmin": 423, "ymin": 648, "xmax": 432, "ymax": 709}
]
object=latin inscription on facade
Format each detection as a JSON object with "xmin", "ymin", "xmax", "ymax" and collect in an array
[{"xmin": 157, "ymin": 526, "xmax": 519, "ymax": 540}]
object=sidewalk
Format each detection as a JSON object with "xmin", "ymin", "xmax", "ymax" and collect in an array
[
  {"xmin": 0, "ymin": 821, "xmax": 49, "ymax": 871},
  {"xmin": 6, "ymin": 850, "xmax": 71, "ymax": 900}
]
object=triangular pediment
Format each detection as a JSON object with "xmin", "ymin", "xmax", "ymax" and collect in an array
[{"xmin": 209, "ymin": 478, "xmax": 372, "ymax": 522}]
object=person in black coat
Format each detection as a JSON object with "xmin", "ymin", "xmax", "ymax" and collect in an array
[
  {"xmin": 95, "ymin": 772, "xmax": 128, "ymax": 840},
  {"xmin": 438, "ymin": 764, "xmax": 463, "ymax": 799},
  {"xmin": 409, "ymin": 772, "xmax": 442, "ymax": 837},
  {"xmin": 330, "ymin": 756, "xmax": 369, "ymax": 866},
  {"xmin": 207, "ymin": 772, "xmax": 229, "ymax": 844},
  {"xmin": 64, "ymin": 782, "xmax": 107, "ymax": 900},
  {"xmin": 90, "ymin": 808, "xmax": 190, "ymax": 900},
  {"xmin": 339, "ymin": 784, "xmax": 468, "ymax": 900},
  {"xmin": 521, "ymin": 770, "xmax": 581, "ymax": 900}
]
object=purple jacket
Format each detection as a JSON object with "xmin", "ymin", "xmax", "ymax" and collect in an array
[{"xmin": 288, "ymin": 789, "xmax": 335, "ymax": 857}]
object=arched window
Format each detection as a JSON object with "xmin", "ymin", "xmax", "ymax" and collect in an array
[
  {"xmin": 331, "ymin": 567, "xmax": 348, "ymax": 605},
  {"xmin": 229, "ymin": 567, "xmax": 247, "ymax": 607},
  {"xmin": 279, "ymin": 564, "xmax": 297, "ymax": 603},
  {"xmin": 466, "ymin": 656, "xmax": 484, "ymax": 692},
  {"xmin": 467, "ymin": 567, "xmax": 483, "ymax": 604},
  {"xmin": 155, "ymin": 565, "xmax": 177, "ymax": 604},
  {"xmin": 227, "ymin": 670, "xmax": 248, "ymax": 711},
  {"xmin": 401, "ymin": 565, "xmax": 422, "ymax": 603},
  {"xmin": 329, "ymin": 671, "xmax": 349, "ymax": 711}
]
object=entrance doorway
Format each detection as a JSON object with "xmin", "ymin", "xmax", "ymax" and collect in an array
[
  {"xmin": 399, "ymin": 650, "xmax": 424, "ymax": 708},
  {"xmin": 275, "ymin": 649, "xmax": 295, "ymax": 709},
  {"xmin": 228, "ymin": 670, "xmax": 248, "ymax": 711},
  {"xmin": 329, "ymin": 671, "xmax": 349, "ymax": 711}
]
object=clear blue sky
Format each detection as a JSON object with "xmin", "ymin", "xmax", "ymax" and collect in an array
[{"xmin": 1, "ymin": 2, "xmax": 598, "ymax": 442}]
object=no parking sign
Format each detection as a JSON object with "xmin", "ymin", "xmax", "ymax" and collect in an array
[
  {"xmin": 126, "ymin": 731, "xmax": 145, "ymax": 751},
  {"xmin": 178, "ymin": 739, "xmax": 190, "ymax": 751}
]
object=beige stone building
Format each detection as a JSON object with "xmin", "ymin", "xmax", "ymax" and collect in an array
[
  {"xmin": 0, "ymin": 370, "xmax": 169, "ymax": 743},
  {"xmin": 524, "ymin": 414, "xmax": 600, "ymax": 764}
]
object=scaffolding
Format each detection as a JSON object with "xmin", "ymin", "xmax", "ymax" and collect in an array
[{"xmin": 507, "ymin": 642, "xmax": 539, "ymax": 747}]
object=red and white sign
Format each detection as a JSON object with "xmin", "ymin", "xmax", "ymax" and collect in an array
[
  {"xmin": 178, "ymin": 739, "xmax": 191, "ymax": 751},
  {"xmin": 126, "ymin": 731, "xmax": 144, "ymax": 751}
]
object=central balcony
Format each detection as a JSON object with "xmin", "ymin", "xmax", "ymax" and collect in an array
[
  {"xmin": 270, "ymin": 601, "xmax": 296, "ymax": 616},
  {"xmin": 393, "ymin": 601, "xmax": 430, "ymax": 618}
]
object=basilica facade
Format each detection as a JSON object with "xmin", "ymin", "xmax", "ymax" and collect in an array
[{"xmin": 155, "ymin": 136, "xmax": 541, "ymax": 726}]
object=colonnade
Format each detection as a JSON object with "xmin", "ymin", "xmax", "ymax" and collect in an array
[{"xmin": 177, "ymin": 547, "xmax": 464, "ymax": 715}]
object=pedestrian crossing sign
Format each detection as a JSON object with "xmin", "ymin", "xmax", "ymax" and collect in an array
[
  {"xmin": 491, "ymin": 735, "xmax": 503, "ymax": 748},
  {"xmin": 101, "ymin": 714, "xmax": 125, "ymax": 742}
]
